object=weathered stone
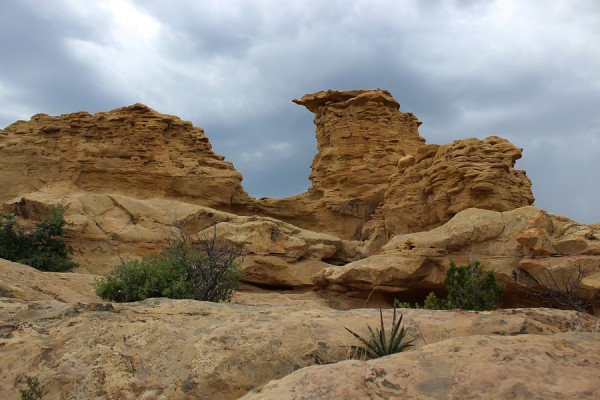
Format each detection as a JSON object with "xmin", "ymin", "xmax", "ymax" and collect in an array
[
  {"xmin": 0, "ymin": 294, "xmax": 596, "ymax": 400},
  {"xmin": 381, "ymin": 136, "xmax": 534, "ymax": 236},
  {"xmin": 314, "ymin": 206, "xmax": 600, "ymax": 308},
  {"xmin": 242, "ymin": 332, "xmax": 600, "ymax": 400},
  {"xmin": 0, "ymin": 104, "xmax": 250, "ymax": 210}
]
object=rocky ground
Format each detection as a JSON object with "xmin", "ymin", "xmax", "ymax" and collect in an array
[{"xmin": 1, "ymin": 260, "xmax": 599, "ymax": 399}]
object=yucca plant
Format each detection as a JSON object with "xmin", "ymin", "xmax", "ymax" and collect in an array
[{"xmin": 345, "ymin": 306, "xmax": 415, "ymax": 359}]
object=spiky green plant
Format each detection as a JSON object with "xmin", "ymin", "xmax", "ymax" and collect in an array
[{"xmin": 345, "ymin": 307, "xmax": 415, "ymax": 359}]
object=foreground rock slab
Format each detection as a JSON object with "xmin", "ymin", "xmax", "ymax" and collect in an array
[
  {"xmin": 243, "ymin": 332, "xmax": 600, "ymax": 400},
  {"xmin": 0, "ymin": 297, "xmax": 597, "ymax": 399}
]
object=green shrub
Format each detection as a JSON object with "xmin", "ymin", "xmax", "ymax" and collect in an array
[
  {"xmin": 419, "ymin": 260, "xmax": 505, "ymax": 311},
  {"xmin": 443, "ymin": 260, "xmax": 505, "ymax": 311},
  {"xmin": 20, "ymin": 376, "xmax": 46, "ymax": 400},
  {"xmin": 95, "ymin": 254, "xmax": 195, "ymax": 302},
  {"xmin": 423, "ymin": 291, "xmax": 443, "ymax": 310},
  {"xmin": 96, "ymin": 225, "xmax": 243, "ymax": 303},
  {"xmin": 345, "ymin": 306, "xmax": 414, "ymax": 359},
  {"xmin": 0, "ymin": 205, "xmax": 77, "ymax": 272}
]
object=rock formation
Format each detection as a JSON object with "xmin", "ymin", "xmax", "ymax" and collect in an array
[
  {"xmin": 0, "ymin": 103, "xmax": 250, "ymax": 210},
  {"xmin": 256, "ymin": 90, "xmax": 534, "ymax": 241},
  {"xmin": 1, "ymin": 89, "xmax": 599, "ymax": 399},
  {"xmin": 314, "ymin": 206, "xmax": 600, "ymax": 309},
  {"xmin": 381, "ymin": 136, "xmax": 534, "ymax": 236}
]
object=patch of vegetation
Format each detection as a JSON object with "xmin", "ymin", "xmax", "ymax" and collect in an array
[
  {"xmin": 0, "ymin": 205, "xmax": 78, "ymax": 272},
  {"xmin": 96, "ymin": 223, "xmax": 243, "ymax": 303},
  {"xmin": 20, "ymin": 376, "xmax": 46, "ymax": 400},
  {"xmin": 345, "ymin": 306, "xmax": 415, "ymax": 359},
  {"xmin": 395, "ymin": 259, "xmax": 505, "ymax": 311},
  {"xmin": 532, "ymin": 265, "xmax": 600, "ymax": 314}
]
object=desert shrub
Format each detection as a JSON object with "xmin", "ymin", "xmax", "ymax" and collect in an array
[
  {"xmin": 442, "ymin": 260, "xmax": 505, "ymax": 311},
  {"xmin": 0, "ymin": 205, "xmax": 77, "ymax": 272},
  {"xmin": 96, "ymin": 223, "xmax": 243, "ymax": 303},
  {"xmin": 409, "ymin": 260, "xmax": 505, "ymax": 311},
  {"xmin": 95, "ymin": 254, "xmax": 195, "ymax": 302},
  {"xmin": 20, "ymin": 376, "xmax": 46, "ymax": 400},
  {"xmin": 532, "ymin": 265, "xmax": 600, "ymax": 314},
  {"xmin": 345, "ymin": 306, "xmax": 415, "ymax": 359}
]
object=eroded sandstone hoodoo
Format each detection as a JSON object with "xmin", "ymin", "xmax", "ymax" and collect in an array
[
  {"xmin": 0, "ymin": 104, "xmax": 250, "ymax": 210},
  {"xmin": 256, "ymin": 89, "xmax": 427, "ymax": 240},
  {"xmin": 256, "ymin": 90, "xmax": 534, "ymax": 243}
]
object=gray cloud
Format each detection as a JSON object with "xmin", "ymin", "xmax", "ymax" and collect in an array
[{"xmin": 1, "ymin": 0, "xmax": 599, "ymax": 223}]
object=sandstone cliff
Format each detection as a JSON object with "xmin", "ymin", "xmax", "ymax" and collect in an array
[{"xmin": 0, "ymin": 103, "xmax": 250, "ymax": 210}]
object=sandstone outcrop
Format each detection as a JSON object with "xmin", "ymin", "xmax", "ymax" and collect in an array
[
  {"xmin": 1, "ymin": 293, "xmax": 597, "ymax": 399},
  {"xmin": 243, "ymin": 332, "xmax": 600, "ymax": 400},
  {"xmin": 0, "ymin": 103, "xmax": 250, "ymax": 210},
  {"xmin": 255, "ymin": 90, "xmax": 534, "ymax": 242},
  {"xmin": 381, "ymin": 136, "xmax": 534, "ymax": 236},
  {"xmin": 314, "ymin": 206, "xmax": 600, "ymax": 309},
  {"xmin": 3, "ymin": 191, "xmax": 361, "ymax": 287}
]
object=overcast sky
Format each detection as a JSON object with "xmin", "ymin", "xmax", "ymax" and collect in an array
[{"xmin": 1, "ymin": 0, "xmax": 599, "ymax": 224}]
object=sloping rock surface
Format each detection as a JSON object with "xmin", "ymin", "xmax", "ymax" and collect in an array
[
  {"xmin": 242, "ymin": 332, "xmax": 600, "ymax": 400},
  {"xmin": 1, "ymin": 294, "xmax": 597, "ymax": 400}
]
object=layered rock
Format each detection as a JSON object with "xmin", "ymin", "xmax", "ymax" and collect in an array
[
  {"xmin": 314, "ymin": 206, "xmax": 600, "ymax": 309},
  {"xmin": 0, "ymin": 104, "xmax": 250, "ymax": 209},
  {"xmin": 3, "ymin": 192, "xmax": 361, "ymax": 286},
  {"xmin": 1, "ymin": 294, "xmax": 596, "ymax": 399},
  {"xmin": 255, "ymin": 91, "xmax": 534, "ymax": 242},
  {"xmin": 381, "ymin": 136, "xmax": 534, "ymax": 235},
  {"xmin": 256, "ymin": 89, "xmax": 426, "ymax": 240}
]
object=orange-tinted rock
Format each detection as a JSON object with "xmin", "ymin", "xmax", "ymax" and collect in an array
[
  {"xmin": 255, "ymin": 89, "xmax": 426, "ymax": 239},
  {"xmin": 313, "ymin": 206, "xmax": 600, "ymax": 309},
  {"xmin": 0, "ymin": 104, "xmax": 250, "ymax": 210},
  {"xmin": 381, "ymin": 136, "xmax": 534, "ymax": 236}
]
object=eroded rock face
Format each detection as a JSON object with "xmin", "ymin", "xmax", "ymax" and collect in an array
[
  {"xmin": 3, "ymin": 192, "xmax": 361, "ymax": 286},
  {"xmin": 256, "ymin": 91, "xmax": 534, "ymax": 242},
  {"xmin": 0, "ymin": 104, "xmax": 250, "ymax": 209},
  {"xmin": 381, "ymin": 136, "xmax": 534, "ymax": 235},
  {"xmin": 314, "ymin": 206, "xmax": 600, "ymax": 308},
  {"xmin": 256, "ymin": 89, "xmax": 426, "ymax": 240}
]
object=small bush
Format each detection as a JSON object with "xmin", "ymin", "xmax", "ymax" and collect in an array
[
  {"xmin": 0, "ymin": 205, "xmax": 77, "ymax": 272},
  {"xmin": 407, "ymin": 260, "xmax": 505, "ymax": 311},
  {"xmin": 443, "ymin": 260, "xmax": 505, "ymax": 311},
  {"xmin": 345, "ymin": 306, "xmax": 414, "ymax": 359},
  {"xmin": 96, "ymin": 223, "xmax": 243, "ymax": 303},
  {"xmin": 95, "ymin": 254, "xmax": 195, "ymax": 302},
  {"xmin": 20, "ymin": 376, "xmax": 46, "ymax": 400}
]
